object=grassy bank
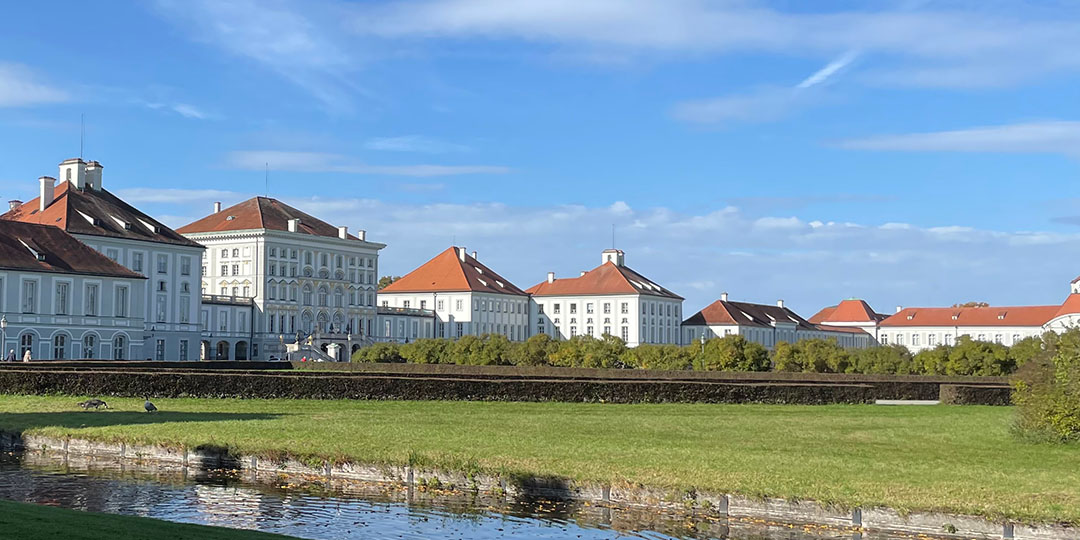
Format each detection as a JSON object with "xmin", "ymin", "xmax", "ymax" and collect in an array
[
  {"xmin": 0, "ymin": 499, "xmax": 296, "ymax": 540},
  {"xmin": 0, "ymin": 396, "xmax": 1076, "ymax": 524}
]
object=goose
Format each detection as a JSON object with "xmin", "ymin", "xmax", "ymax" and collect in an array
[
  {"xmin": 78, "ymin": 399, "xmax": 108, "ymax": 410},
  {"xmin": 144, "ymin": 397, "xmax": 157, "ymax": 413}
]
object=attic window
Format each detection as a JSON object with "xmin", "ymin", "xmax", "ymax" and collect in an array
[
  {"xmin": 477, "ymin": 278, "xmax": 488, "ymax": 287},
  {"xmin": 998, "ymin": 312, "xmax": 1006, "ymax": 320},
  {"xmin": 137, "ymin": 218, "xmax": 160, "ymax": 234},
  {"xmin": 952, "ymin": 314, "xmax": 959, "ymax": 320},
  {"xmin": 77, "ymin": 210, "xmax": 100, "ymax": 227},
  {"xmin": 474, "ymin": 266, "xmax": 483, "ymax": 274},
  {"xmin": 110, "ymin": 215, "xmax": 131, "ymax": 230},
  {"xmin": 17, "ymin": 239, "xmax": 45, "ymax": 261},
  {"xmin": 495, "ymin": 280, "xmax": 504, "ymax": 288},
  {"xmin": 226, "ymin": 215, "xmax": 235, "ymax": 221},
  {"xmin": 907, "ymin": 314, "xmax": 915, "ymax": 320}
]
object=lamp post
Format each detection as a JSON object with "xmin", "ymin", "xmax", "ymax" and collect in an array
[
  {"xmin": 699, "ymin": 332, "xmax": 706, "ymax": 370},
  {"xmin": 1, "ymin": 315, "xmax": 7, "ymax": 362}
]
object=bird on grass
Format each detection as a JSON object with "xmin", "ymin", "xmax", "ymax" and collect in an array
[
  {"xmin": 144, "ymin": 397, "xmax": 157, "ymax": 413},
  {"xmin": 77, "ymin": 399, "xmax": 108, "ymax": 410}
]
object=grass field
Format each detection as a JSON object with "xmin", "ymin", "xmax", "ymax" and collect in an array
[
  {"xmin": 0, "ymin": 499, "xmax": 297, "ymax": 540},
  {"xmin": 0, "ymin": 395, "xmax": 1076, "ymax": 524}
]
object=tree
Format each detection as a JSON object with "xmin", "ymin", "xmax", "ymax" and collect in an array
[
  {"xmin": 377, "ymin": 276, "xmax": 402, "ymax": 290},
  {"xmin": 476, "ymin": 334, "xmax": 513, "ymax": 365},
  {"xmin": 621, "ymin": 344, "xmax": 692, "ymax": 370},
  {"xmin": 1010, "ymin": 335, "xmax": 1047, "ymax": 369},
  {"xmin": 850, "ymin": 345, "xmax": 914, "ymax": 374},
  {"xmin": 770, "ymin": 339, "xmax": 850, "ymax": 373},
  {"xmin": 352, "ymin": 342, "xmax": 401, "ymax": 363},
  {"xmin": 399, "ymin": 338, "xmax": 450, "ymax": 364},
  {"xmin": 1013, "ymin": 328, "xmax": 1080, "ymax": 442},
  {"xmin": 700, "ymin": 335, "xmax": 770, "ymax": 372},
  {"xmin": 510, "ymin": 334, "xmax": 557, "ymax": 366},
  {"xmin": 951, "ymin": 301, "xmax": 989, "ymax": 308},
  {"xmin": 945, "ymin": 336, "xmax": 1012, "ymax": 376},
  {"xmin": 450, "ymin": 335, "xmax": 483, "ymax": 364},
  {"xmin": 913, "ymin": 344, "xmax": 950, "ymax": 374}
]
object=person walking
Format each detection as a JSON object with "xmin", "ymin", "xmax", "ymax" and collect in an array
[{"xmin": 22, "ymin": 349, "xmax": 31, "ymax": 362}]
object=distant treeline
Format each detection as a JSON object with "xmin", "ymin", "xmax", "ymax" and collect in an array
[{"xmin": 352, "ymin": 333, "xmax": 1046, "ymax": 376}]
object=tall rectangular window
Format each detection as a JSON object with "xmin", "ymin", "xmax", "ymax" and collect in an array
[
  {"xmin": 180, "ymin": 257, "xmax": 191, "ymax": 276},
  {"xmin": 132, "ymin": 252, "xmax": 143, "ymax": 272},
  {"xmin": 179, "ymin": 340, "xmax": 189, "ymax": 361},
  {"xmin": 219, "ymin": 312, "xmax": 228, "ymax": 332},
  {"xmin": 155, "ymin": 339, "xmax": 165, "ymax": 361},
  {"xmin": 157, "ymin": 255, "xmax": 168, "ymax": 274},
  {"xmin": 621, "ymin": 327, "xmax": 629, "ymax": 342},
  {"xmin": 21, "ymin": 281, "xmax": 36, "ymax": 313},
  {"xmin": 115, "ymin": 287, "xmax": 128, "ymax": 317},
  {"xmin": 85, "ymin": 284, "xmax": 98, "ymax": 316},
  {"xmin": 55, "ymin": 282, "xmax": 69, "ymax": 315},
  {"xmin": 156, "ymin": 295, "xmax": 166, "ymax": 322},
  {"xmin": 179, "ymin": 296, "xmax": 190, "ymax": 323}
]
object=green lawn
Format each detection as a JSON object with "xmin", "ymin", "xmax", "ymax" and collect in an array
[
  {"xmin": 0, "ymin": 499, "xmax": 297, "ymax": 540},
  {"xmin": 0, "ymin": 395, "xmax": 1076, "ymax": 524}
]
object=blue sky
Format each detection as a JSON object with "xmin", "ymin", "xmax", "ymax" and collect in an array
[{"xmin": 2, "ymin": 0, "xmax": 1080, "ymax": 317}]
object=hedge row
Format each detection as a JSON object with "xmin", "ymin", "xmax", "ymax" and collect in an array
[{"xmin": 352, "ymin": 333, "xmax": 1048, "ymax": 376}]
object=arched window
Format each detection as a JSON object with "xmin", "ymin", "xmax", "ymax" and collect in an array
[
  {"xmin": 52, "ymin": 334, "xmax": 66, "ymax": 360},
  {"xmin": 317, "ymin": 312, "xmax": 329, "ymax": 333},
  {"xmin": 232, "ymin": 249, "xmax": 239, "ymax": 257},
  {"xmin": 334, "ymin": 287, "xmax": 344, "ymax": 308},
  {"xmin": 19, "ymin": 333, "xmax": 33, "ymax": 359},
  {"xmin": 302, "ymin": 285, "xmax": 313, "ymax": 306},
  {"xmin": 301, "ymin": 312, "xmax": 313, "ymax": 334},
  {"xmin": 84, "ymin": 334, "xmax": 96, "ymax": 360},
  {"xmin": 113, "ymin": 335, "xmax": 126, "ymax": 360},
  {"xmin": 318, "ymin": 286, "xmax": 329, "ymax": 307}
]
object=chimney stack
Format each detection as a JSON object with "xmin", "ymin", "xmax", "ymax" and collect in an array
[
  {"xmin": 287, "ymin": 218, "xmax": 300, "ymax": 232},
  {"xmin": 547, "ymin": 272, "xmax": 555, "ymax": 284},
  {"xmin": 357, "ymin": 229, "xmax": 366, "ymax": 241},
  {"xmin": 721, "ymin": 292, "xmax": 728, "ymax": 302},
  {"xmin": 471, "ymin": 250, "xmax": 477, "ymax": 260},
  {"xmin": 458, "ymin": 247, "xmax": 467, "ymax": 261},
  {"xmin": 59, "ymin": 158, "xmax": 86, "ymax": 189},
  {"xmin": 777, "ymin": 299, "xmax": 785, "ymax": 309},
  {"xmin": 580, "ymin": 271, "xmax": 587, "ymax": 277},
  {"xmin": 896, "ymin": 305, "xmax": 903, "ymax": 314},
  {"xmin": 8, "ymin": 200, "xmax": 22, "ymax": 211},
  {"xmin": 213, "ymin": 201, "xmax": 222, "ymax": 213},
  {"xmin": 38, "ymin": 176, "xmax": 56, "ymax": 211},
  {"xmin": 84, "ymin": 161, "xmax": 103, "ymax": 190},
  {"xmin": 338, "ymin": 226, "xmax": 348, "ymax": 239}
]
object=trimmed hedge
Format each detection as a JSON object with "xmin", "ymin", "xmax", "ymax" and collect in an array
[
  {"xmin": 0, "ymin": 368, "xmax": 1010, "ymax": 404},
  {"xmin": 939, "ymin": 384, "xmax": 1012, "ymax": 406}
]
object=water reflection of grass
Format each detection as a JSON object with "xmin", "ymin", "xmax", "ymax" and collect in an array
[
  {"xmin": 0, "ymin": 499, "xmax": 298, "ymax": 540},
  {"xmin": 0, "ymin": 395, "xmax": 1077, "ymax": 524}
]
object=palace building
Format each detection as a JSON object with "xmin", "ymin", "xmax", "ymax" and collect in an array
[{"xmin": 683, "ymin": 294, "xmax": 873, "ymax": 350}]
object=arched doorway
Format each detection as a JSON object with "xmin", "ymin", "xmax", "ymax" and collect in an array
[
  {"xmin": 234, "ymin": 341, "xmax": 248, "ymax": 361},
  {"xmin": 215, "ymin": 340, "xmax": 230, "ymax": 360},
  {"xmin": 200, "ymin": 340, "xmax": 211, "ymax": 361}
]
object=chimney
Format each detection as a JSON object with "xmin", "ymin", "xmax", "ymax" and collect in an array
[
  {"xmin": 338, "ymin": 226, "xmax": 348, "ymax": 239},
  {"xmin": 580, "ymin": 271, "xmax": 587, "ymax": 277},
  {"xmin": 38, "ymin": 176, "xmax": 56, "ymax": 211},
  {"xmin": 547, "ymin": 272, "xmax": 555, "ymax": 284},
  {"xmin": 458, "ymin": 247, "xmax": 467, "ymax": 261},
  {"xmin": 356, "ymin": 229, "xmax": 366, "ymax": 241},
  {"xmin": 84, "ymin": 161, "xmax": 103, "ymax": 190},
  {"xmin": 896, "ymin": 305, "xmax": 903, "ymax": 314},
  {"xmin": 213, "ymin": 201, "xmax": 222, "ymax": 213},
  {"xmin": 287, "ymin": 218, "xmax": 300, "ymax": 232},
  {"xmin": 59, "ymin": 158, "xmax": 86, "ymax": 189},
  {"xmin": 721, "ymin": 292, "xmax": 728, "ymax": 302},
  {"xmin": 8, "ymin": 200, "xmax": 22, "ymax": 211},
  {"xmin": 471, "ymin": 250, "xmax": 477, "ymax": 260},
  {"xmin": 777, "ymin": 299, "xmax": 785, "ymax": 309}
]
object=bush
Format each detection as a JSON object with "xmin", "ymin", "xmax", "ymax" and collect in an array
[
  {"xmin": 351, "ymin": 342, "xmax": 402, "ymax": 363},
  {"xmin": 772, "ymin": 339, "xmax": 850, "ymax": 373},
  {"xmin": 850, "ymin": 345, "xmax": 915, "ymax": 374},
  {"xmin": 621, "ymin": 344, "xmax": 693, "ymax": 370},
  {"xmin": 1013, "ymin": 328, "xmax": 1080, "ymax": 442},
  {"xmin": 698, "ymin": 335, "xmax": 770, "ymax": 372},
  {"xmin": 510, "ymin": 334, "xmax": 557, "ymax": 366}
]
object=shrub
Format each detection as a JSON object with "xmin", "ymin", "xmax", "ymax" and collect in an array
[
  {"xmin": 850, "ymin": 345, "xmax": 915, "ymax": 374},
  {"xmin": 1013, "ymin": 328, "xmax": 1080, "ymax": 442},
  {"xmin": 352, "ymin": 342, "xmax": 402, "ymax": 363},
  {"xmin": 510, "ymin": 334, "xmax": 557, "ymax": 366},
  {"xmin": 771, "ymin": 339, "xmax": 850, "ymax": 373},
  {"xmin": 621, "ymin": 344, "xmax": 693, "ymax": 370},
  {"xmin": 399, "ymin": 339, "xmax": 450, "ymax": 364},
  {"xmin": 699, "ymin": 335, "xmax": 770, "ymax": 372}
]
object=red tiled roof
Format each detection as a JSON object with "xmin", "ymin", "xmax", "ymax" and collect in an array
[
  {"xmin": 815, "ymin": 324, "xmax": 870, "ymax": 334},
  {"xmin": 1052, "ymin": 294, "xmax": 1080, "ymax": 320},
  {"xmin": 809, "ymin": 299, "xmax": 885, "ymax": 324},
  {"xmin": 2, "ymin": 182, "xmax": 202, "ymax": 248},
  {"xmin": 682, "ymin": 299, "xmax": 814, "ymax": 330},
  {"xmin": 881, "ymin": 305, "xmax": 1061, "ymax": 327},
  {"xmin": 0, "ymin": 221, "xmax": 145, "ymax": 279},
  {"xmin": 177, "ymin": 197, "xmax": 368, "ymax": 240},
  {"xmin": 526, "ymin": 262, "xmax": 682, "ymax": 299},
  {"xmin": 381, "ymin": 246, "xmax": 527, "ymax": 296}
]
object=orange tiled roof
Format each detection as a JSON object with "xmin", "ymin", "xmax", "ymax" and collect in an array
[
  {"xmin": 177, "ymin": 196, "xmax": 367, "ymax": 240},
  {"xmin": 0, "ymin": 221, "xmax": 145, "ymax": 279},
  {"xmin": 526, "ymin": 262, "xmax": 682, "ymax": 299},
  {"xmin": 2, "ymin": 182, "xmax": 201, "ymax": 248},
  {"xmin": 381, "ymin": 246, "xmax": 527, "ymax": 296},
  {"xmin": 809, "ymin": 299, "xmax": 885, "ymax": 324},
  {"xmin": 1052, "ymin": 293, "xmax": 1080, "ymax": 320},
  {"xmin": 881, "ymin": 304, "xmax": 1061, "ymax": 327}
]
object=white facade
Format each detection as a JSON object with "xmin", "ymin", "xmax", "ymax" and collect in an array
[
  {"xmin": 182, "ymin": 206, "xmax": 384, "ymax": 362},
  {"xmin": 379, "ymin": 290, "xmax": 530, "ymax": 341},
  {"xmin": 878, "ymin": 325, "xmax": 1044, "ymax": 353},
  {"xmin": 682, "ymin": 295, "xmax": 872, "ymax": 351}
]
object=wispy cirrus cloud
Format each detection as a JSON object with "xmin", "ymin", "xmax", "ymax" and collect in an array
[
  {"xmin": 143, "ymin": 101, "xmax": 214, "ymax": 120},
  {"xmin": 834, "ymin": 121, "xmax": 1080, "ymax": 157},
  {"xmin": 364, "ymin": 135, "xmax": 470, "ymax": 153},
  {"xmin": 227, "ymin": 150, "xmax": 511, "ymax": 177},
  {"xmin": 0, "ymin": 62, "xmax": 68, "ymax": 107}
]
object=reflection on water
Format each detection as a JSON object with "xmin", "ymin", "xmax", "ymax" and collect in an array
[{"xmin": 0, "ymin": 452, "xmax": 896, "ymax": 540}]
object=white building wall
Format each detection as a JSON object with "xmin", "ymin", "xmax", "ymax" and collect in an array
[
  {"xmin": 0, "ymin": 269, "xmax": 146, "ymax": 360},
  {"xmin": 530, "ymin": 295, "xmax": 681, "ymax": 346},
  {"xmin": 682, "ymin": 323, "xmax": 872, "ymax": 350},
  {"xmin": 377, "ymin": 291, "xmax": 529, "ymax": 341},
  {"xmin": 878, "ymin": 325, "xmax": 1044, "ymax": 353}
]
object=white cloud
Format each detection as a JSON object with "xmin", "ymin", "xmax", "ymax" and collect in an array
[
  {"xmin": 797, "ymin": 50, "xmax": 860, "ymax": 89},
  {"xmin": 144, "ymin": 101, "xmax": 213, "ymax": 120},
  {"xmin": 0, "ymin": 62, "xmax": 68, "ymax": 107},
  {"xmin": 364, "ymin": 136, "xmax": 470, "ymax": 153},
  {"xmin": 226, "ymin": 150, "xmax": 511, "ymax": 176},
  {"xmin": 834, "ymin": 121, "xmax": 1080, "ymax": 157}
]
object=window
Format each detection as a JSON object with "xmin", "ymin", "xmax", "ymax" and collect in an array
[
  {"xmin": 132, "ymin": 253, "xmax": 143, "ymax": 272},
  {"xmin": 945, "ymin": 334, "xmax": 954, "ymax": 346},
  {"xmin": 321, "ymin": 253, "xmax": 329, "ymax": 267},
  {"xmin": 318, "ymin": 287, "xmax": 328, "ymax": 307},
  {"xmin": 232, "ymin": 249, "xmax": 239, "ymax": 258},
  {"xmin": 83, "ymin": 334, "xmax": 96, "ymax": 360},
  {"xmin": 22, "ymin": 281, "xmax": 36, "ymax": 313},
  {"xmin": 994, "ymin": 334, "xmax": 1003, "ymax": 344},
  {"xmin": 55, "ymin": 282, "xmax": 69, "ymax": 315},
  {"xmin": 456, "ymin": 299, "xmax": 463, "ymax": 311},
  {"xmin": 912, "ymin": 334, "xmax": 920, "ymax": 347},
  {"xmin": 553, "ymin": 303, "xmax": 561, "ymax": 314},
  {"xmin": 115, "ymin": 287, "xmax": 128, "ymax": 317},
  {"xmin": 977, "ymin": 333, "xmax": 986, "ymax": 341},
  {"xmin": 221, "ymin": 249, "xmax": 228, "ymax": 258},
  {"xmin": 604, "ymin": 326, "xmax": 611, "ymax": 336},
  {"xmin": 586, "ymin": 303, "xmax": 594, "ymax": 314},
  {"xmin": 53, "ymin": 335, "xmax": 66, "ymax": 360},
  {"xmin": 420, "ymin": 300, "xmax": 427, "ymax": 309},
  {"xmin": 231, "ymin": 264, "xmax": 239, "ymax": 276},
  {"xmin": 928, "ymin": 334, "xmax": 937, "ymax": 347},
  {"xmin": 1012, "ymin": 334, "xmax": 1021, "ymax": 344},
  {"xmin": 570, "ymin": 326, "xmax": 577, "ymax": 337},
  {"xmin": 403, "ymin": 300, "xmax": 411, "ymax": 309},
  {"xmin": 270, "ymin": 247, "xmax": 277, "ymax": 257},
  {"xmin": 155, "ymin": 339, "xmax": 165, "ymax": 361},
  {"xmin": 113, "ymin": 335, "xmax": 126, "ymax": 360},
  {"xmin": 158, "ymin": 280, "xmax": 167, "ymax": 292},
  {"xmin": 570, "ymin": 303, "xmax": 577, "ymax": 314},
  {"xmin": 896, "ymin": 334, "xmax": 904, "ymax": 346},
  {"xmin": 587, "ymin": 326, "xmax": 594, "ymax": 336},
  {"xmin": 603, "ymin": 303, "xmax": 611, "ymax": 314},
  {"xmin": 157, "ymin": 255, "xmax": 167, "ymax": 274},
  {"xmin": 156, "ymin": 295, "xmax": 166, "ymax": 323},
  {"xmin": 456, "ymin": 322, "xmax": 463, "ymax": 337},
  {"xmin": 243, "ymin": 286, "xmax": 250, "ymax": 297},
  {"xmin": 437, "ymin": 300, "xmax": 444, "ymax": 311},
  {"xmin": 220, "ymin": 265, "xmax": 228, "ymax": 276},
  {"xmin": 20, "ymin": 333, "xmax": 33, "ymax": 358},
  {"xmin": 537, "ymin": 304, "xmax": 545, "ymax": 314},
  {"xmin": 85, "ymin": 284, "xmax": 98, "ymax": 316},
  {"xmin": 219, "ymin": 312, "xmax": 228, "ymax": 332},
  {"xmin": 180, "ymin": 257, "xmax": 191, "ymax": 276},
  {"xmin": 232, "ymin": 286, "xmax": 239, "ymax": 297},
  {"xmin": 621, "ymin": 302, "xmax": 628, "ymax": 314},
  {"xmin": 106, "ymin": 248, "xmax": 118, "ymax": 262},
  {"xmin": 179, "ymin": 340, "xmax": 188, "ymax": 361},
  {"xmin": 179, "ymin": 296, "xmax": 190, "ymax": 323},
  {"xmin": 269, "ymin": 265, "xmax": 276, "ymax": 276},
  {"xmin": 303, "ymin": 285, "xmax": 313, "ymax": 306}
]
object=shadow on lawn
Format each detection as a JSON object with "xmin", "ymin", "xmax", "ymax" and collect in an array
[{"xmin": 0, "ymin": 411, "xmax": 281, "ymax": 432}]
